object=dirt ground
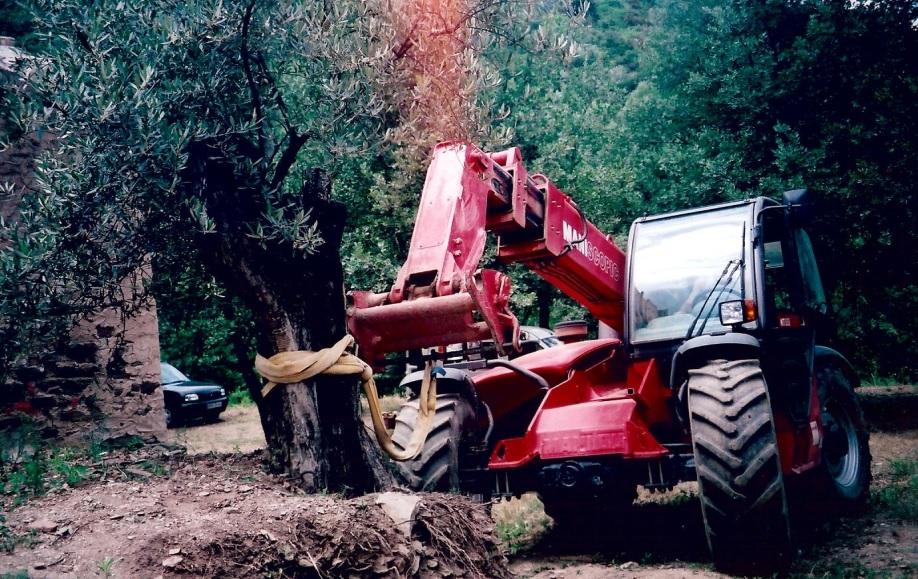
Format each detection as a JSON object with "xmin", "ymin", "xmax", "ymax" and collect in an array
[
  {"xmin": 503, "ymin": 428, "xmax": 917, "ymax": 578},
  {"xmin": 2, "ymin": 387, "xmax": 915, "ymax": 578},
  {"xmin": 0, "ymin": 451, "xmax": 506, "ymax": 578},
  {"xmin": 164, "ymin": 406, "xmax": 266, "ymax": 455}
]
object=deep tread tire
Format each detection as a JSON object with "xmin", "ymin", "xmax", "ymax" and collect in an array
[
  {"xmin": 813, "ymin": 366, "xmax": 871, "ymax": 509},
  {"xmin": 391, "ymin": 394, "xmax": 477, "ymax": 491},
  {"xmin": 688, "ymin": 359, "xmax": 791, "ymax": 575}
]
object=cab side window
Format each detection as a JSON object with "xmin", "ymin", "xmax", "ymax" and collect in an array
[
  {"xmin": 794, "ymin": 229, "xmax": 828, "ymax": 314},
  {"xmin": 762, "ymin": 212, "xmax": 793, "ymax": 326}
]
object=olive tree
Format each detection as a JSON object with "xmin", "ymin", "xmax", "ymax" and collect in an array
[{"xmin": 1, "ymin": 0, "xmax": 507, "ymax": 492}]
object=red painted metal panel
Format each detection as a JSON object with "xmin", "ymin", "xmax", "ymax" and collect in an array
[
  {"xmin": 347, "ymin": 291, "xmax": 491, "ymax": 364},
  {"xmin": 488, "ymin": 398, "xmax": 668, "ymax": 469},
  {"xmin": 628, "ymin": 358, "xmax": 674, "ymax": 427},
  {"xmin": 776, "ymin": 374, "xmax": 824, "ymax": 476},
  {"xmin": 347, "ymin": 142, "xmax": 521, "ymax": 363},
  {"xmin": 497, "ymin": 177, "xmax": 626, "ymax": 331},
  {"xmin": 387, "ymin": 143, "xmax": 490, "ymax": 303},
  {"xmin": 484, "ymin": 341, "xmax": 671, "ymax": 469},
  {"xmin": 473, "ymin": 339, "xmax": 620, "ymax": 419}
]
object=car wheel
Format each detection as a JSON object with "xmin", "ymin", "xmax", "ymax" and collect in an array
[{"xmin": 165, "ymin": 407, "xmax": 177, "ymax": 429}]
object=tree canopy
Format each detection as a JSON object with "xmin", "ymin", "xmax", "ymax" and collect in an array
[
  {"xmin": 490, "ymin": 0, "xmax": 917, "ymax": 379},
  {"xmin": 0, "ymin": 0, "xmax": 516, "ymax": 491},
  {"xmin": 104, "ymin": 0, "xmax": 918, "ymax": 385}
]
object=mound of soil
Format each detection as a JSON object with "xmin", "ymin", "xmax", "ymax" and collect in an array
[
  {"xmin": 0, "ymin": 449, "xmax": 507, "ymax": 578},
  {"xmin": 859, "ymin": 385, "xmax": 918, "ymax": 431}
]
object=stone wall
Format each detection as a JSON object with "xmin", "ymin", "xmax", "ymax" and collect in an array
[
  {"xmin": 10, "ymin": 292, "xmax": 167, "ymax": 443},
  {"xmin": 1, "ymin": 37, "xmax": 166, "ymax": 442}
]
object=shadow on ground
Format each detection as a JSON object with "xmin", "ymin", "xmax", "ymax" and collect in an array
[
  {"xmin": 532, "ymin": 499, "xmax": 709, "ymax": 564},
  {"xmin": 518, "ymin": 493, "xmax": 912, "ymax": 576}
]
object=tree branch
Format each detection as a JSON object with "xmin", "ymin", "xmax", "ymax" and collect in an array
[
  {"xmin": 240, "ymin": 0, "xmax": 270, "ymax": 165},
  {"xmin": 269, "ymin": 129, "xmax": 310, "ymax": 191},
  {"xmin": 255, "ymin": 54, "xmax": 292, "ymax": 132}
]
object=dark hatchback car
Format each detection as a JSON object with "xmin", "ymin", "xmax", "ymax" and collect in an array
[{"xmin": 160, "ymin": 363, "xmax": 228, "ymax": 428}]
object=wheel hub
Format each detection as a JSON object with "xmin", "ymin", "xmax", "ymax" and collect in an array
[{"xmin": 822, "ymin": 402, "xmax": 860, "ymax": 487}]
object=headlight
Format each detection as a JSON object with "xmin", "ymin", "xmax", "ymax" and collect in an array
[
  {"xmin": 219, "ymin": 388, "xmax": 226, "ymax": 397},
  {"xmin": 184, "ymin": 393, "xmax": 199, "ymax": 402},
  {"xmin": 719, "ymin": 301, "xmax": 745, "ymax": 325}
]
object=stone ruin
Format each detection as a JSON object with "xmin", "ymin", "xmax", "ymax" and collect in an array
[{"xmin": 1, "ymin": 36, "xmax": 166, "ymax": 443}]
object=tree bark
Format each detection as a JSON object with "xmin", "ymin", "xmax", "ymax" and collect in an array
[
  {"xmin": 537, "ymin": 281, "xmax": 552, "ymax": 329},
  {"xmin": 186, "ymin": 144, "xmax": 395, "ymax": 494}
]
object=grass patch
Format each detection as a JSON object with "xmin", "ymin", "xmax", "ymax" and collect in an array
[
  {"xmin": 491, "ymin": 493, "xmax": 553, "ymax": 555},
  {"xmin": 104, "ymin": 435, "xmax": 145, "ymax": 451},
  {"xmin": 228, "ymin": 388, "xmax": 254, "ymax": 407},
  {"xmin": 1, "ymin": 441, "xmax": 95, "ymax": 503},
  {"xmin": 0, "ymin": 421, "xmax": 163, "ymax": 508},
  {"xmin": 0, "ymin": 514, "xmax": 38, "ymax": 555},
  {"xmin": 1, "ymin": 422, "xmax": 47, "ymax": 503},
  {"xmin": 0, "ymin": 514, "xmax": 17, "ymax": 553},
  {"xmin": 139, "ymin": 459, "xmax": 167, "ymax": 477},
  {"xmin": 48, "ymin": 448, "xmax": 90, "ymax": 487},
  {"xmin": 97, "ymin": 556, "xmax": 115, "ymax": 577},
  {"xmin": 377, "ymin": 395, "xmax": 406, "ymax": 415},
  {"xmin": 865, "ymin": 375, "xmax": 904, "ymax": 388},
  {"xmin": 874, "ymin": 458, "xmax": 918, "ymax": 522}
]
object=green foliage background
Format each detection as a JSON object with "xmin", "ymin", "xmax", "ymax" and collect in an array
[
  {"xmin": 2, "ymin": 0, "xmax": 915, "ymax": 387},
  {"xmin": 161, "ymin": 0, "xmax": 918, "ymax": 385},
  {"xmin": 485, "ymin": 0, "xmax": 916, "ymax": 380}
]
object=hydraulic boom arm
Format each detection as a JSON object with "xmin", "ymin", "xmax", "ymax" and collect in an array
[{"xmin": 347, "ymin": 142, "xmax": 626, "ymax": 363}]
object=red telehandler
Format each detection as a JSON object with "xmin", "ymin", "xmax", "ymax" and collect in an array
[{"xmin": 346, "ymin": 142, "xmax": 870, "ymax": 573}]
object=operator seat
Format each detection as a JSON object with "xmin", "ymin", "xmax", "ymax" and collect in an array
[{"xmin": 473, "ymin": 338, "xmax": 620, "ymax": 419}]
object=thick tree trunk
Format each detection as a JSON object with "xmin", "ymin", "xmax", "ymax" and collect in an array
[
  {"xmin": 250, "ymin": 249, "xmax": 395, "ymax": 494},
  {"xmin": 190, "ymin": 149, "xmax": 395, "ymax": 494}
]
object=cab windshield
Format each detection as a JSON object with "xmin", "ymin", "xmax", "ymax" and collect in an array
[{"xmin": 629, "ymin": 205, "xmax": 749, "ymax": 343}]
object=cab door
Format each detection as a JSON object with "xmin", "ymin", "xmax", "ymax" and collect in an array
[{"xmin": 758, "ymin": 208, "xmax": 825, "ymax": 424}]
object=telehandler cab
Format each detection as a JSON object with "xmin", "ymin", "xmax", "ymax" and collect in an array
[{"xmin": 346, "ymin": 142, "xmax": 870, "ymax": 573}]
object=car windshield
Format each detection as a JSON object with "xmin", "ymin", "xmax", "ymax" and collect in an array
[
  {"xmin": 630, "ymin": 205, "xmax": 749, "ymax": 343},
  {"xmin": 520, "ymin": 327, "xmax": 562, "ymax": 348},
  {"xmin": 160, "ymin": 363, "xmax": 189, "ymax": 384}
]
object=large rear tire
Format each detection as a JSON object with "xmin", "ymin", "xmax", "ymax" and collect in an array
[
  {"xmin": 391, "ymin": 394, "xmax": 478, "ymax": 491},
  {"xmin": 813, "ymin": 366, "xmax": 871, "ymax": 509},
  {"xmin": 687, "ymin": 359, "xmax": 791, "ymax": 575}
]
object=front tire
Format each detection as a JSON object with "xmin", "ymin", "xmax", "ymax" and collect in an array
[
  {"xmin": 391, "ymin": 394, "xmax": 478, "ymax": 491},
  {"xmin": 687, "ymin": 359, "xmax": 791, "ymax": 575}
]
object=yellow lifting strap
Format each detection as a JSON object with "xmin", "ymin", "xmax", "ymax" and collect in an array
[{"xmin": 254, "ymin": 335, "xmax": 435, "ymax": 462}]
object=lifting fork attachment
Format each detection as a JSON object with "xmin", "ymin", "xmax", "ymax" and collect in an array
[{"xmin": 346, "ymin": 142, "xmax": 627, "ymax": 364}]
